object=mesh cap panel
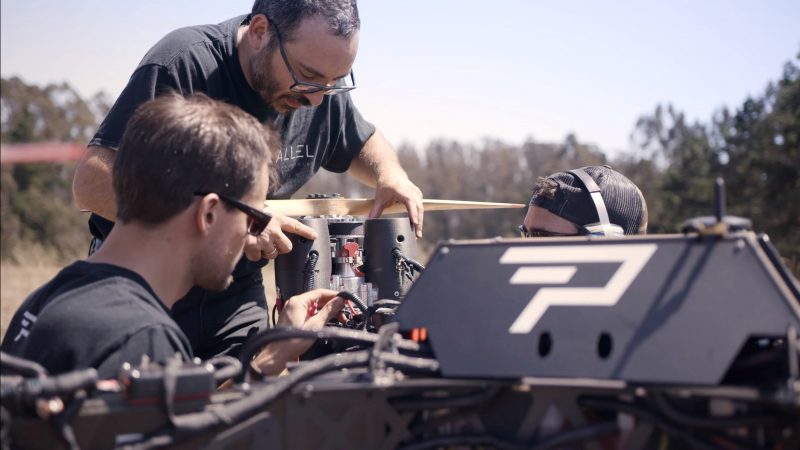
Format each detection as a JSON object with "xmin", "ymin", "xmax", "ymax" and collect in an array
[{"xmin": 530, "ymin": 166, "xmax": 647, "ymax": 235}]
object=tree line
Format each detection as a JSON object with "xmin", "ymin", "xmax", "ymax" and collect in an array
[{"xmin": 1, "ymin": 55, "xmax": 797, "ymax": 273}]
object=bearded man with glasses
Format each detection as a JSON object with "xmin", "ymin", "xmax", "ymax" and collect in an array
[
  {"xmin": 3, "ymin": 94, "xmax": 344, "ymax": 379},
  {"xmin": 520, "ymin": 166, "xmax": 648, "ymax": 238},
  {"xmin": 72, "ymin": 0, "xmax": 423, "ymax": 360}
]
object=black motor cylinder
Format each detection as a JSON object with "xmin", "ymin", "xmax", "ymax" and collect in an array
[
  {"xmin": 364, "ymin": 218, "xmax": 419, "ymax": 300},
  {"xmin": 274, "ymin": 217, "xmax": 331, "ymax": 300}
]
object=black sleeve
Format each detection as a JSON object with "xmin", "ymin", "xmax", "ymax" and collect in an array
[
  {"xmin": 95, "ymin": 325, "xmax": 192, "ymax": 378},
  {"xmin": 89, "ymin": 64, "xmax": 181, "ymax": 151},
  {"xmin": 321, "ymin": 93, "xmax": 376, "ymax": 173}
]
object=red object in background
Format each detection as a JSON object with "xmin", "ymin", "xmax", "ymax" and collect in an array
[{"xmin": 0, "ymin": 142, "xmax": 86, "ymax": 164}]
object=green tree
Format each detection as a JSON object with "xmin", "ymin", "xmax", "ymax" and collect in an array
[{"xmin": 1, "ymin": 77, "xmax": 110, "ymax": 263}]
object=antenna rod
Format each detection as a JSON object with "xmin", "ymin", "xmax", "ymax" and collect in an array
[{"xmin": 714, "ymin": 177, "xmax": 725, "ymax": 223}]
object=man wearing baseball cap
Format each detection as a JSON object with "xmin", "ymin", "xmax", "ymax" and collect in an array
[{"xmin": 519, "ymin": 165, "xmax": 648, "ymax": 238}]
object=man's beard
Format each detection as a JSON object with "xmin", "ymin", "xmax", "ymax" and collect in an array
[
  {"xmin": 192, "ymin": 247, "xmax": 239, "ymax": 293},
  {"xmin": 249, "ymin": 46, "xmax": 311, "ymax": 113}
]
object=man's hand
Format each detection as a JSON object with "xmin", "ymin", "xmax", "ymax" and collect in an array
[
  {"xmin": 347, "ymin": 129, "xmax": 425, "ymax": 238},
  {"xmin": 251, "ymin": 289, "xmax": 344, "ymax": 376},
  {"xmin": 243, "ymin": 212, "xmax": 317, "ymax": 261},
  {"xmin": 369, "ymin": 174, "xmax": 424, "ymax": 238}
]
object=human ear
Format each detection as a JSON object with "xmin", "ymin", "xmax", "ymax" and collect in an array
[
  {"xmin": 195, "ymin": 194, "xmax": 221, "ymax": 236},
  {"xmin": 248, "ymin": 13, "xmax": 270, "ymax": 52}
]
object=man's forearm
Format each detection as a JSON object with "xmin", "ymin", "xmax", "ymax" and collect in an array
[
  {"xmin": 348, "ymin": 129, "xmax": 408, "ymax": 187},
  {"xmin": 346, "ymin": 128, "xmax": 424, "ymax": 235},
  {"xmin": 72, "ymin": 145, "xmax": 118, "ymax": 222}
]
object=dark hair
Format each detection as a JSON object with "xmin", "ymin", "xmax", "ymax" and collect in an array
[
  {"xmin": 113, "ymin": 93, "xmax": 274, "ymax": 224},
  {"xmin": 252, "ymin": 0, "xmax": 360, "ymax": 41},
  {"xmin": 530, "ymin": 166, "xmax": 649, "ymax": 235}
]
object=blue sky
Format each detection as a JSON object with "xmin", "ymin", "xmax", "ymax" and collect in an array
[{"xmin": 2, "ymin": 1, "xmax": 798, "ymax": 155}]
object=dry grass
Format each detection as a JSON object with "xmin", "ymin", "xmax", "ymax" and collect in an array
[
  {"xmin": 0, "ymin": 263, "xmax": 277, "ymax": 342},
  {"xmin": 1, "ymin": 264, "xmax": 61, "ymax": 341}
]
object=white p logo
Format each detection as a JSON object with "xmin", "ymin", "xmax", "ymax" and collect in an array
[{"xmin": 501, "ymin": 244, "xmax": 657, "ymax": 334}]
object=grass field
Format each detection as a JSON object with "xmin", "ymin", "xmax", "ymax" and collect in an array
[
  {"xmin": 0, "ymin": 263, "xmax": 277, "ymax": 342},
  {"xmin": 1, "ymin": 264, "xmax": 61, "ymax": 341}
]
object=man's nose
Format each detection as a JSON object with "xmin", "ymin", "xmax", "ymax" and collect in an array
[{"xmin": 303, "ymin": 91, "xmax": 326, "ymax": 107}]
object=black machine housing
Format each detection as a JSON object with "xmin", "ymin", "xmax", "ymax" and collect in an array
[
  {"xmin": 3, "ymin": 186, "xmax": 799, "ymax": 450},
  {"xmin": 273, "ymin": 209, "xmax": 422, "ymax": 330}
]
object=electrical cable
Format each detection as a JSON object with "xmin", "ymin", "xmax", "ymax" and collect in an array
[
  {"xmin": 579, "ymin": 397, "xmax": 727, "ymax": 450},
  {"xmin": 206, "ymin": 355, "xmax": 242, "ymax": 382},
  {"xmin": 336, "ymin": 290, "xmax": 368, "ymax": 316},
  {"xmin": 391, "ymin": 248, "xmax": 426, "ymax": 278},
  {"xmin": 397, "ymin": 433, "xmax": 528, "ymax": 450},
  {"xmin": 651, "ymin": 392, "xmax": 779, "ymax": 429},
  {"xmin": 336, "ymin": 290, "xmax": 370, "ymax": 330},
  {"xmin": 130, "ymin": 348, "xmax": 440, "ymax": 449},
  {"xmin": 404, "ymin": 257, "xmax": 425, "ymax": 273},
  {"xmin": 391, "ymin": 386, "xmax": 500, "ymax": 411},
  {"xmin": 238, "ymin": 326, "xmax": 426, "ymax": 381},
  {"xmin": 398, "ymin": 421, "xmax": 618, "ymax": 450},
  {"xmin": 302, "ymin": 250, "xmax": 319, "ymax": 292},
  {"xmin": 12, "ymin": 368, "xmax": 98, "ymax": 401},
  {"xmin": 0, "ymin": 405, "xmax": 10, "ymax": 450},
  {"xmin": 373, "ymin": 299, "xmax": 401, "ymax": 308},
  {"xmin": 0, "ymin": 351, "xmax": 48, "ymax": 378}
]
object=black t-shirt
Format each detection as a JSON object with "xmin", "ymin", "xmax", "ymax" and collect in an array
[
  {"xmin": 1, "ymin": 262, "xmax": 192, "ymax": 379},
  {"xmin": 88, "ymin": 14, "xmax": 375, "ymax": 247}
]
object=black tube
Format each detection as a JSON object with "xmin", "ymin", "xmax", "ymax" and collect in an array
[
  {"xmin": 1, "ymin": 406, "xmax": 11, "ymax": 450},
  {"xmin": 373, "ymin": 299, "xmax": 401, "ymax": 307},
  {"xmin": 579, "ymin": 397, "xmax": 722, "ymax": 450},
  {"xmin": 337, "ymin": 290, "xmax": 368, "ymax": 315},
  {"xmin": 391, "ymin": 248, "xmax": 426, "ymax": 273},
  {"xmin": 392, "ymin": 387, "xmax": 498, "ymax": 411},
  {"xmin": 405, "ymin": 257, "xmax": 425, "ymax": 273},
  {"xmin": 714, "ymin": 177, "xmax": 725, "ymax": 223},
  {"xmin": 206, "ymin": 355, "xmax": 242, "ymax": 382},
  {"xmin": 133, "ymin": 349, "xmax": 439, "ymax": 449},
  {"xmin": 21, "ymin": 368, "xmax": 97, "ymax": 399},
  {"xmin": 237, "ymin": 326, "xmax": 425, "ymax": 377},
  {"xmin": 398, "ymin": 421, "xmax": 618, "ymax": 450},
  {"xmin": 0, "ymin": 351, "xmax": 48, "ymax": 378},
  {"xmin": 651, "ymin": 392, "xmax": 779, "ymax": 429},
  {"xmin": 131, "ymin": 351, "xmax": 372, "ymax": 450},
  {"xmin": 376, "ymin": 352, "xmax": 439, "ymax": 373},
  {"xmin": 302, "ymin": 250, "xmax": 319, "ymax": 292},
  {"xmin": 527, "ymin": 421, "xmax": 618, "ymax": 450},
  {"xmin": 397, "ymin": 433, "xmax": 527, "ymax": 450},
  {"xmin": 337, "ymin": 290, "xmax": 370, "ymax": 330}
]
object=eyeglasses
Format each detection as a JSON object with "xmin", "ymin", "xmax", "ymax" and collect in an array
[
  {"xmin": 517, "ymin": 224, "xmax": 577, "ymax": 238},
  {"xmin": 268, "ymin": 18, "xmax": 356, "ymax": 95},
  {"xmin": 195, "ymin": 191, "xmax": 272, "ymax": 236}
]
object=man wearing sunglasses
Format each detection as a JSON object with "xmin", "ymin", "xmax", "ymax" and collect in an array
[
  {"xmin": 72, "ymin": 0, "xmax": 423, "ymax": 360},
  {"xmin": 3, "ymin": 94, "xmax": 344, "ymax": 379},
  {"xmin": 520, "ymin": 166, "xmax": 648, "ymax": 238}
]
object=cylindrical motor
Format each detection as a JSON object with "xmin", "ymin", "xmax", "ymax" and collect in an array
[
  {"xmin": 327, "ymin": 218, "xmax": 371, "ymax": 301},
  {"xmin": 274, "ymin": 217, "xmax": 331, "ymax": 300},
  {"xmin": 364, "ymin": 218, "xmax": 419, "ymax": 300}
]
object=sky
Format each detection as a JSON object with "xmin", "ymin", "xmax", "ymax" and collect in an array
[{"xmin": 2, "ymin": 0, "xmax": 798, "ymax": 155}]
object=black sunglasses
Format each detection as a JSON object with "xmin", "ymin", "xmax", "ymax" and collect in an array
[
  {"xmin": 195, "ymin": 191, "xmax": 272, "ymax": 236},
  {"xmin": 517, "ymin": 224, "xmax": 578, "ymax": 238},
  {"xmin": 268, "ymin": 18, "xmax": 356, "ymax": 95}
]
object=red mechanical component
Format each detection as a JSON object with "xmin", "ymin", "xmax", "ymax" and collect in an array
[{"xmin": 341, "ymin": 242, "xmax": 360, "ymax": 258}]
